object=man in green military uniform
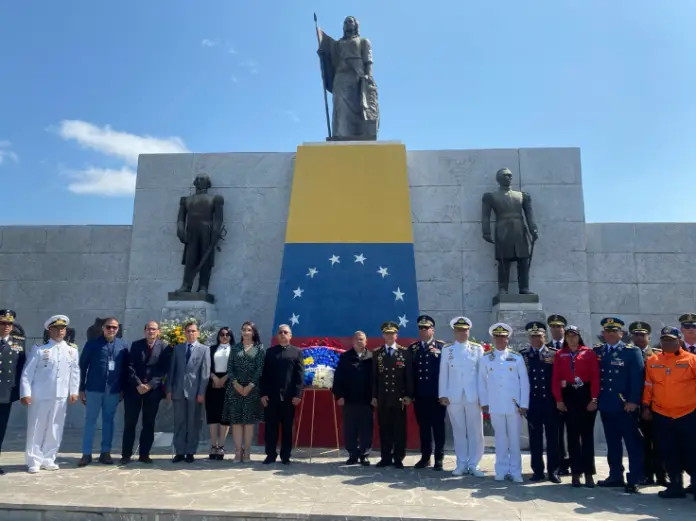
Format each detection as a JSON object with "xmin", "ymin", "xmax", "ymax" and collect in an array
[
  {"xmin": 0, "ymin": 309, "xmax": 26, "ymax": 474},
  {"xmin": 372, "ymin": 321, "xmax": 414, "ymax": 469}
]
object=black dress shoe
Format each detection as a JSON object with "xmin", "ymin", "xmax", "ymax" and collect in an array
[
  {"xmin": 281, "ymin": 458, "xmax": 291, "ymax": 465},
  {"xmin": 549, "ymin": 473, "xmax": 562, "ymax": 484},
  {"xmin": 530, "ymin": 473, "xmax": 545, "ymax": 482},
  {"xmin": 656, "ymin": 476, "xmax": 669, "ymax": 487},
  {"xmin": 98, "ymin": 452, "xmax": 114, "ymax": 465},
  {"xmin": 0, "ymin": 468, "xmax": 5, "ymax": 475},
  {"xmin": 597, "ymin": 477, "xmax": 626, "ymax": 488},
  {"xmin": 393, "ymin": 460, "xmax": 404, "ymax": 469},
  {"xmin": 345, "ymin": 457, "xmax": 359, "ymax": 465},
  {"xmin": 625, "ymin": 484, "xmax": 640, "ymax": 494},
  {"xmin": 172, "ymin": 455, "xmax": 185, "ymax": 463},
  {"xmin": 685, "ymin": 483, "xmax": 694, "ymax": 493},
  {"xmin": 571, "ymin": 476, "xmax": 582, "ymax": 488},
  {"xmin": 138, "ymin": 456, "xmax": 153, "ymax": 464},
  {"xmin": 658, "ymin": 487, "xmax": 686, "ymax": 499},
  {"xmin": 77, "ymin": 455, "xmax": 92, "ymax": 467},
  {"xmin": 414, "ymin": 457, "xmax": 431, "ymax": 469},
  {"xmin": 263, "ymin": 456, "xmax": 277, "ymax": 464},
  {"xmin": 359, "ymin": 457, "xmax": 371, "ymax": 467},
  {"xmin": 584, "ymin": 474, "xmax": 595, "ymax": 488},
  {"xmin": 640, "ymin": 477, "xmax": 655, "ymax": 486},
  {"xmin": 558, "ymin": 468, "xmax": 570, "ymax": 476},
  {"xmin": 375, "ymin": 459, "xmax": 392, "ymax": 468},
  {"xmin": 119, "ymin": 456, "xmax": 132, "ymax": 465},
  {"xmin": 185, "ymin": 454, "xmax": 195, "ymax": 463},
  {"xmin": 433, "ymin": 460, "xmax": 443, "ymax": 471}
]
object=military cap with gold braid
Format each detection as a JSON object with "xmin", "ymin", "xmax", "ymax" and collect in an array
[
  {"xmin": 44, "ymin": 314, "xmax": 70, "ymax": 330},
  {"xmin": 417, "ymin": 315, "xmax": 435, "ymax": 328},
  {"xmin": 449, "ymin": 316, "xmax": 472, "ymax": 330},
  {"xmin": 0, "ymin": 309, "xmax": 16, "ymax": 324},
  {"xmin": 678, "ymin": 313, "xmax": 696, "ymax": 326},
  {"xmin": 547, "ymin": 314, "xmax": 567, "ymax": 327},
  {"xmin": 489, "ymin": 322, "xmax": 512, "ymax": 337},
  {"xmin": 381, "ymin": 321, "xmax": 399, "ymax": 334},
  {"xmin": 525, "ymin": 321, "xmax": 546, "ymax": 336},
  {"xmin": 600, "ymin": 316, "xmax": 624, "ymax": 331},
  {"xmin": 628, "ymin": 321, "xmax": 651, "ymax": 334}
]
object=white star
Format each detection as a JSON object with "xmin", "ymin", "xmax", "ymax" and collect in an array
[
  {"xmin": 398, "ymin": 315, "xmax": 409, "ymax": 327},
  {"xmin": 292, "ymin": 287, "xmax": 304, "ymax": 299},
  {"xmin": 377, "ymin": 266, "xmax": 389, "ymax": 278},
  {"xmin": 307, "ymin": 267, "xmax": 318, "ymax": 278},
  {"xmin": 354, "ymin": 253, "xmax": 367, "ymax": 264},
  {"xmin": 289, "ymin": 313, "xmax": 300, "ymax": 326},
  {"xmin": 329, "ymin": 254, "xmax": 340, "ymax": 265},
  {"xmin": 393, "ymin": 287, "xmax": 405, "ymax": 301}
]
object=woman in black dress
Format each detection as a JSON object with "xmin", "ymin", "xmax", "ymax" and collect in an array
[
  {"xmin": 206, "ymin": 327, "xmax": 235, "ymax": 460},
  {"xmin": 222, "ymin": 321, "xmax": 265, "ymax": 463}
]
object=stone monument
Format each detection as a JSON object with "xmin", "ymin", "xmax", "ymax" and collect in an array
[
  {"xmin": 481, "ymin": 167, "xmax": 544, "ymax": 348},
  {"xmin": 315, "ymin": 15, "xmax": 379, "ymax": 141},
  {"xmin": 164, "ymin": 173, "xmax": 225, "ymax": 325}
]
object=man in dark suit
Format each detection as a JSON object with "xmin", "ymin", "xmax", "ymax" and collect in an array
[
  {"xmin": 0, "ymin": 310, "xmax": 26, "ymax": 475},
  {"xmin": 121, "ymin": 321, "xmax": 172, "ymax": 464},
  {"xmin": 260, "ymin": 324, "xmax": 304, "ymax": 465}
]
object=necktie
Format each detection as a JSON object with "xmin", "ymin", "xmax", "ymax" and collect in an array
[
  {"xmin": 388, "ymin": 346, "xmax": 394, "ymax": 357},
  {"xmin": 556, "ymin": 341, "xmax": 561, "ymax": 349},
  {"xmin": 186, "ymin": 343, "xmax": 192, "ymax": 363}
]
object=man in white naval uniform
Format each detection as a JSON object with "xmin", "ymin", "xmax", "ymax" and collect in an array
[
  {"xmin": 439, "ymin": 316, "xmax": 486, "ymax": 477},
  {"xmin": 20, "ymin": 315, "xmax": 80, "ymax": 473},
  {"xmin": 478, "ymin": 322, "xmax": 529, "ymax": 482}
]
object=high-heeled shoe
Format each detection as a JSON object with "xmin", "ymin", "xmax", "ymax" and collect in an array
[
  {"xmin": 571, "ymin": 475, "xmax": 582, "ymax": 488},
  {"xmin": 585, "ymin": 473, "xmax": 595, "ymax": 488},
  {"xmin": 208, "ymin": 445, "xmax": 218, "ymax": 460},
  {"xmin": 243, "ymin": 447, "xmax": 251, "ymax": 463},
  {"xmin": 217, "ymin": 445, "xmax": 225, "ymax": 461},
  {"xmin": 233, "ymin": 449, "xmax": 243, "ymax": 463}
]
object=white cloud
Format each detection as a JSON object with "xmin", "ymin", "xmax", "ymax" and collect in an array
[
  {"xmin": 0, "ymin": 140, "xmax": 18, "ymax": 165},
  {"xmin": 67, "ymin": 166, "xmax": 137, "ymax": 196},
  {"xmin": 283, "ymin": 110, "xmax": 301, "ymax": 123},
  {"xmin": 201, "ymin": 39, "xmax": 216, "ymax": 47},
  {"xmin": 56, "ymin": 120, "xmax": 189, "ymax": 165},
  {"xmin": 225, "ymin": 42, "xmax": 237, "ymax": 54},
  {"xmin": 240, "ymin": 59, "xmax": 259, "ymax": 74}
]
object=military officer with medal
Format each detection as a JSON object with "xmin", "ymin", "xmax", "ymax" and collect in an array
[
  {"xmin": 478, "ymin": 322, "xmax": 529, "ymax": 482},
  {"xmin": 372, "ymin": 321, "xmax": 414, "ymax": 469},
  {"xmin": 594, "ymin": 317, "xmax": 645, "ymax": 493},
  {"xmin": 519, "ymin": 321, "xmax": 561, "ymax": 483},
  {"xmin": 0, "ymin": 309, "xmax": 26, "ymax": 475},
  {"xmin": 409, "ymin": 314, "xmax": 447, "ymax": 470}
]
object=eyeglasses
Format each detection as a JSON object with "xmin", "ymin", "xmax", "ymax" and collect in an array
[
  {"xmin": 0, "ymin": 322, "xmax": 11, "ymax": 326},
  {"xmin": 278, "ymin": 331, "xmax": 290, "ymax": 335},
  {"xmin": 104, "ymin": 325, "xmax": 119, "ymax": 330}
]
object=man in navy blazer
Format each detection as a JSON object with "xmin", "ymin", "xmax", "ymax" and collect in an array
[
  {"xmin": 77, "ymin": 317, "xmax": 128, "ymax": 467},
  {"xmin": 121, "ymin": 321, "xmax": 172, "ymax": 464}
]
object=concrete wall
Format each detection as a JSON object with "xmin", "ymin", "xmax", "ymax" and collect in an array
[{"xmin": 586, "ymin": 222, "xmax": 696, "ymax": 333}]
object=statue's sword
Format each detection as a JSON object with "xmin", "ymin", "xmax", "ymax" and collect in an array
[{"xmin": 193, "ymin": 224, "xmax": 228, "ymax": 276}]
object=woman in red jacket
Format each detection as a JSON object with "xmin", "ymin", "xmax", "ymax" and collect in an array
[{"xmin": 552, "ymin": 325, "xmax": 600, "ymax": 488}]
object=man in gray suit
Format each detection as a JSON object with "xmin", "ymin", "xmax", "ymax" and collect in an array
[{"xmin": 166, "ymin": 321, "xmax": 211, "ymax": 463}]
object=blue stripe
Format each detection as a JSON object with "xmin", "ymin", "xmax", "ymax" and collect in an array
[{"xmin": 273, "ymin": 243, "xmax": 420, "ymax": 338}]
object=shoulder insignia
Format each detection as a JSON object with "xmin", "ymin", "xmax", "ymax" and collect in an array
[
  {"xmin": 397, "ymin": 344, "xmax": 407, "ymax": 350},
  {"xmin": 435, "ymin": 339, "xmax": 446, "ymax": 346},
  {"xmin": 488, "ymin": 352, "xmax": 495, "ymax": 361},
  {"xmin": 508, "ymin": 351, "xmax": 521, "ymax": 357},
  {"xmin": 547, "ymin": 345, "xmax": 558, "ymax": 352},
  {"xmin": 442, "ymin": 343, "xmax": 454, "ymax": 349},
  {"xmin": 470, "ymin": 341, "xmax": 481, "ymax": 347},
  {"xmin": 69, "ymin": 343, "xmax": 79, "ymax": 349},
  {"xmin": 624, "ymin": 343, "xmax": 636, "ymax": 349}
]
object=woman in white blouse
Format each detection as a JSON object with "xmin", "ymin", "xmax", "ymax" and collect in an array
[{"xmin": 206, "ymin": 327, "xmax": 234, "ymax": 460}]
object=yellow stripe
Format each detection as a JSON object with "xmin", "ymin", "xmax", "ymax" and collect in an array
[{"xmin": 286, "ymin": 143, "xmax": 413, "ymax": 243}]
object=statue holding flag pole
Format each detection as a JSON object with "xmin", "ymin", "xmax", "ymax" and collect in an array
[{"xmin": 315, "ymin": 14, "xmax": 379, "ymax": 141}]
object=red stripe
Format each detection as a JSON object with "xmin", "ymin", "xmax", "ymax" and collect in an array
[{"xmin": 269, "ymin": 336, "xmax": 419, "ymax": 350}]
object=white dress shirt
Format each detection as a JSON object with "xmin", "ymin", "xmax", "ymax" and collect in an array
[{"xmin": 213, "ymin": 344, "xmax": 231, "ymax": 373}]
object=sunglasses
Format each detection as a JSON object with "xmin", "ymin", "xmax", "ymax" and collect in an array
[
  {"xmin": 104, "ymin": 325, "xmax": 119, "ymax": 330},
  {"xmin": 682, "ymin": 324, "xmax": 696, "ymax": 330},
  {"xmin": 278, "ymin": 331, "xmax": 290, "ymax": 335},
  {"xmin": 220, "ymin": 332, "xmax": 231, "ymax": 337},
  {"xmin": 418, "ymin": 326, "xmax": 431, "ymax": 330}
]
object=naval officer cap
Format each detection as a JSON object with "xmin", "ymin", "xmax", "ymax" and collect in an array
[
  {"xmin": 381, "ymin": 321, "xmax": 399, "ymax": 334},
  {"xmin": 417, "ymin": 315, "xmax": 435, "ymax": 328},
  {"xmin": 678, "ymin": 313, "xmax": 696, "ymax": 326},
  {"xmin": 547, "ymin": 314, "xmax": 567, "ymax": 327},
  {"xmin": 629, "ymin": 321, "xmax": 652, "ymax": 334},
  {"xmin": 450, "ymin": 316, "xmax": 472, "ymax": 330},
  {"xmin": 600, "ymin": 317, "xmax": 625, "ymax": 331},
  {"xmin": 45, "ymin": 314, "xmax": 70, "ymax": 330},
  {"xmin": 0, "ymin": 309, "xmax": 16, "ymax": 324},
  {"xmin": 525, "ymin": 321, "xmax": 546, "ymax": 336},
  {"xmin": 660, "ymin": 326, "xmax": 682, "ymax": 340},
  {"xmin": 489, "ymin": 322, "xmax": 512, "ymax": 337}
]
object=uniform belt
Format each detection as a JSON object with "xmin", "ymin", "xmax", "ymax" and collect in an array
[{"xmin": 495, "ymin": 213, "xmax": 524, "ymax": 220}]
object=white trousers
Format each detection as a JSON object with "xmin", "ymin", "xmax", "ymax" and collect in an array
[
  {"xmin": 447, "ymin": 401, "xmax": 484, "ymax": 469},
  {"xmin": 25, "ymin": 398, "xmax": 67, "ymax": 469},
  {"xmin": 491, "ymin": 412, "xmax": 522, "ymax": 477}
]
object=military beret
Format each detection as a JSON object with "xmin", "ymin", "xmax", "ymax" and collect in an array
[
  {"xmin": 678, "ymin": 313, "xmax": 696, "ymax": 326},
  {"xmin": 0, "ymin": 309, "xmax": 16, "ymax": 324},
  {"xmin": 525, "ymin": 321, "xmax": 546, "ymax": 335},
  {"xmin": 660, "ymin": 326, "xmax": 682, "ymax": 340},
  {"xmin": 489, "ymin": 322, "xmax": 512, "ymax": 337},
  {"xmin": 629, "ymin": 321, "xmax": 651, "ymax": 334},
  {"xmin": 45, "ymin": 314, "xmax": 70, "ymax": 330},
  {"xmin": 547, "ymin": 314, "xmax": 567, "ymax": 327},
  {"xmin": 449, "ymin": 316, "xmax": 472, "ymax": 330},
  {"xmin": 417, "ymin": 315, "xmax": 435, "ymax": 328},
  {"xmin": 381, "ymin": 321, "xmax": 399, "ymax": 334},
  {"xmin": 601, "ymin": 317, "xmax": 624, "ymax": 331}
]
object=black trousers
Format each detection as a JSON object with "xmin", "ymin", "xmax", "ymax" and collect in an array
[
  {"xmin": 558, "ymin": 413, "xmax": 570, "ymax": 472},
  {"xmin": 639, "ymin": 415, "xmax": 666, "ymax": 482},
  {"xmin": 600, "ymin": 410, "xmax": 644, "ymax": 485},
  {"xmin": 342, "ymin": 403, "xmax": 373, "ymax": 458},
  {"xmin": 0, "ymin": 402, "xmax": 11, "ymax": 454},
  {"xmin": 526, "ymin": 403, "xmax": 560, "ymax": 475},
  {"xmin": 654, "ymin": 410, "xmax": 696, "ymax": 490},
  {"xmin": 414, "ymin": 397, "xmax": 446, "ymax": 460},
  {"xmin": 122, "ymin": 388, "xmax": 163, "ymax": 457},
  {"xmin": 264, "ymin": 400, "xmax": 295, "ymax": 460},
  {"xmin": 563, "ymin": 386, "xmax": 597, "ymax": 476},
  {"xmin": 378, "ymin": 403, "xmax": 406, "ymax": 463}
]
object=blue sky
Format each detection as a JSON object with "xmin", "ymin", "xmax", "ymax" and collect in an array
[{"xmin": 1, "ymin": 1, "xmax": 695, "ymax": 225}]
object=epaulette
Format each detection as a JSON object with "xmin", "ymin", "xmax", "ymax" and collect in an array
[
  {"xmin": 396, "ymin": 344, "xmax": 407, "ymax": 350},
  {"xmin": 470, "ymin": 341, "xmax": 482, "ymax": 347},
  {"xmin": 442, "ymin": 342, "xmax": 454, "ymax": 349},
  {"xmin": 593, "ymin": 343, "xmax": 603, "ymax": 349},
  {"xmin": 434, "ymin": 339, "xmax": 447, "ymax": 346},
  {"xmin": 69, "ymin": 343, "xmax": 79, "ymax": 349},
  {"xmin": 546, "ymin": 345, "xmax": 558, "ymax": 352},
  {"xmin": 624, "ymin": 343, "xmax": 636, "ymax": 349},
  {"xmin": 508, "ymin": 350, "xmax": 521, "ymax": 357},
  {"xmin": 408, "ymin": 341, "xmax": 419, "ymax": 350}
]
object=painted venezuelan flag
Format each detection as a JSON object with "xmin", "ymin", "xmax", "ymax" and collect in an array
[{"xmin": 273, "ymin": 142, "xmax": 420, "ymax": 348}]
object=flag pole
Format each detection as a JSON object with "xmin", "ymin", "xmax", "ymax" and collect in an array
[{"xmin": 314, "ymin": 13, "xmax": 332, "ymax": 139}]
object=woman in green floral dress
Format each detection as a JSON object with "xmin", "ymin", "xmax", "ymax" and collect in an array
[{"xmin": 222, "ymin": 321, "xmax": 265, "ymax": 462}]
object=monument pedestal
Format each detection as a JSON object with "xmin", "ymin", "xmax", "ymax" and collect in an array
[{"xmin": 162, "ymin": 296, "xmax": 217, "ymax": 325}]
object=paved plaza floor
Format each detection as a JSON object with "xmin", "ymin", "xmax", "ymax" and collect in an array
[{"xmin": 0, "ymin": 443, "xmax": 692, "ymax": 521}]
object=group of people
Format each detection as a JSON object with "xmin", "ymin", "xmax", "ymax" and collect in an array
[
  {"xmin": 0, "ymin": 308, "xmax": 695, "ymax": 504},
  {"xmin": 332, "ymin": 313, "xmax": 696, "ymax": 502}
]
